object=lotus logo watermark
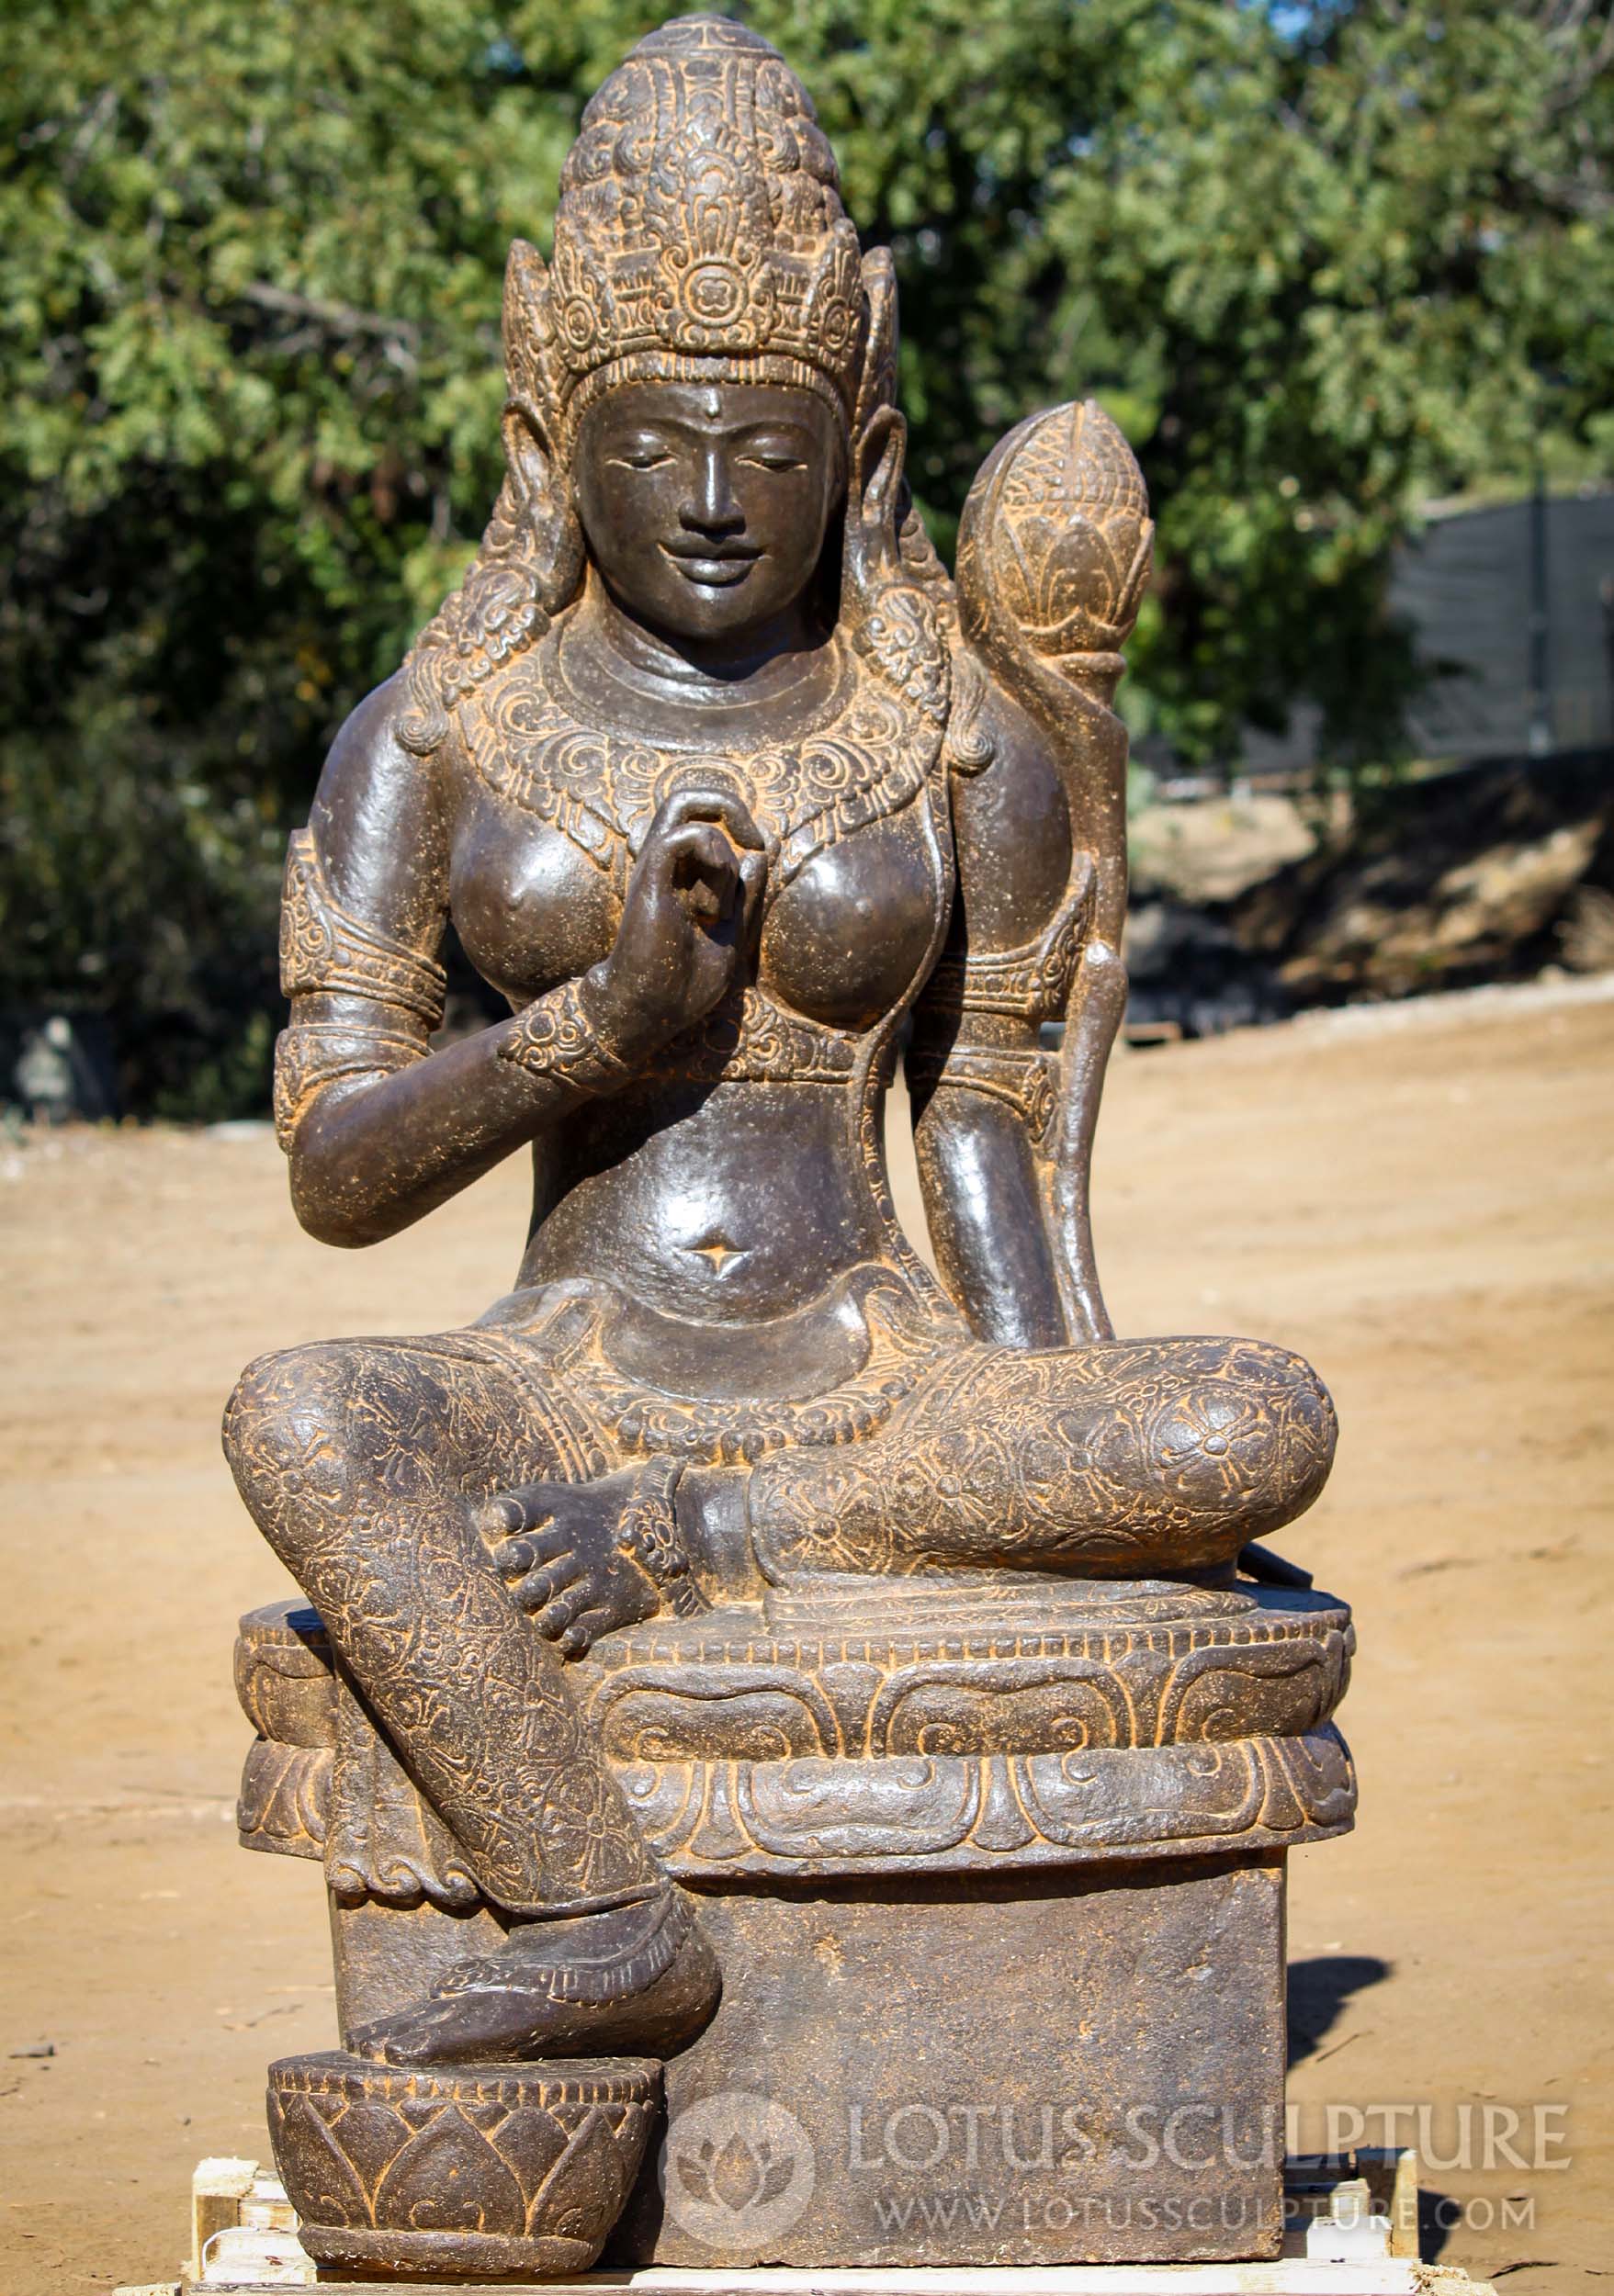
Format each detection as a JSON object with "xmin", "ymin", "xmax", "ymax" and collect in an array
[{"xmin": 661, "ymin": 2091, "xmax": 816, "ymax": 2249}]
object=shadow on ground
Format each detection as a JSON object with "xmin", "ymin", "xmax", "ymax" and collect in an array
[
  {"xmin": 1287, "ymin": 1952, "xmax": 1392, "ymax": 2069},
  {"xmin": 1287, "ymin": 1955, "xmax": 1460, "ymax": 2259}
]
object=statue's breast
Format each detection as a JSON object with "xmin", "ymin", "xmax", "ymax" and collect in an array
[
  {"xmin": 758, "ymin": 796, "xmax": 939, "ymax": 1030},
  {"xmin": 448, "ymin": 775, "xmax": 940, "ymax": 1037},
  {"xmin": 448, "ymin": 783, "xmax": 619, "ymax": 1010},
  {"xmin": 447, "ymin": 636, "xmax": 948, "ymax": 1034}
]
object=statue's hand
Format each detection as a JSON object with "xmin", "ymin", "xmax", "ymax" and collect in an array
[
  {"xmin": 589, "ymin": 787, "xmax": 768, "ymax": 1061},
  {"xmin": 480, "ymin": 1469, "xmax": 664, "ymax": 1657}
]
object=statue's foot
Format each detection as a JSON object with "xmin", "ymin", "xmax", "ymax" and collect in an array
[
  {"xmin": 480, "ymin": 1460, "xmax": 702, "ymax": 1654},
  {"xmin": 348, "ymin": 1885, "xmax": 719, "ymax": 2066}
]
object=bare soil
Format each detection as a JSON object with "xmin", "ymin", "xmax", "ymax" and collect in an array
[{"xmin": 3, "ymin": 979, "xmax": 1611, "ymax": 2294}]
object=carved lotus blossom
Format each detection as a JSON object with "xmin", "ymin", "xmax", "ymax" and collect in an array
[
  {"xmin": 998, "ymin": 403, "xmax": 1152, "ymax": 648},
  {"xmin": 958, "ymin": 398, "xmax": 1155, "ymax": 670},
  {"xmin": 268, "ymin": 2054, "xmax": 658, "ymax": 2275}
]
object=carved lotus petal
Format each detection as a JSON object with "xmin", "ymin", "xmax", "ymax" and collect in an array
[
  {"xmin": 1008, "ymin": 515, "xmax": 1123, "ymax": 633},
  {"xmin": 323, "ymin": 2096, "xmax": 414, "ymax": 2201},
  {"xmin": 374, "ymin": 2101, "xmax": 526, "ymax": 2234},
  {"xmin": 484, "ymin": 2101, "xmax": 570, "ymax": 2206},
  {"xmin": 527, "ymin": 2104, "xmax": 637, "ymax": 2239},
  {"xmin": 270, "ymin": 2093, "xmax": 373, "ymax": 2227}
]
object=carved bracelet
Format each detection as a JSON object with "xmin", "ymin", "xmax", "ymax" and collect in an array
[{"xmin": 499, "ymin": 973, "xmax": 636, "ymax": 1097}]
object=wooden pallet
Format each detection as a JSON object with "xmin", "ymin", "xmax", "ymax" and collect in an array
[{"xmin": 113, "ymin": 2151, "xmax": 1490, "ymax": 2296}]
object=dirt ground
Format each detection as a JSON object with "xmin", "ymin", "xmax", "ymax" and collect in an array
[{"xmin": 3, "ymin": 978, "xmax": 1611, "ymax": 2295}]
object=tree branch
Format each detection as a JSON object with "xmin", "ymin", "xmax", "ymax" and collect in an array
[{"xmin": 237, "ymin": 283, "xmax": 422, "ymax": 354}]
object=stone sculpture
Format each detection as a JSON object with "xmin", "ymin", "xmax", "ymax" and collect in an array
[{"xmin": 225, "ymin": 17, "xmax": 1351, "ymax": 2277}]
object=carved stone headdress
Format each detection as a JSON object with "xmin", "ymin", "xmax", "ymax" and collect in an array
[
  {"xmin": 401, "ymin": 16, "xmax": 920, "ymax": 753},
  {"xmin": 523, "ymin": 15, "xmax": 870, "ymax": 437}
]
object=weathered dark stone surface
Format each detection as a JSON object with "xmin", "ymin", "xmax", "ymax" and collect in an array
[
  {"xmin": 612, "ymin": 1860, "xmax": 1287, "ymax": 2266},
  {"xmin": 267, "ymin": 2052, "xmax": 659, "ymax": 2278},
  {"xmin": 220, "ymin": 12, "xmax": 1353, "ymax": 2272},
  {"xmin": 236, "ymin": 1585, "xmax": 1356, "ymax": 1908}
]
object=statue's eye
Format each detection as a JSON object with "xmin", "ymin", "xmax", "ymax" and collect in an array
[
  {"xmin": 614, "ymin": 447, "xmax": 674, "ymax": 470},
  {"xmin": 742, "ymin": 451, "xmax": 806, "ymax": 473}
]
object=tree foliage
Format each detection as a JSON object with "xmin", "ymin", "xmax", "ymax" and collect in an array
[{"xmin": 3, "ymin": 0, "xmax": 1610, "ymax": 1112}]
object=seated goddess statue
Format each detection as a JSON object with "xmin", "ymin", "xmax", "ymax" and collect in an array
[{"xmin": 225, "ymin": 15, "xmax": 1335, "ymax": 2079}]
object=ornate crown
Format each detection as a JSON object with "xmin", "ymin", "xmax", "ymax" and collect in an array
[
  {"xmin": 507, "ymin": 17, "xmax": 870, "ymax": 435},
  {"xmin": 399, "ymin": 18, "xmax": 917, "ymax": 755}
]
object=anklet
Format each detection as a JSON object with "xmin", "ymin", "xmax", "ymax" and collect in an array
[{"xmin": 617, "ymin": 1460, "xmax": 708, "ymax": 1619}]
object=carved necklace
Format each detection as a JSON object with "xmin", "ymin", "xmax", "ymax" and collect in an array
[{"xmin": 457, "ymin": 613, "xmax": 943, "ymax": 893}]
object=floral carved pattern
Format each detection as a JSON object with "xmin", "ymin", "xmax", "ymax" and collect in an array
[
  {"xmin": 279, "ymin": 830, "xmax": 445, "ymax": 1022},
  {"xmin": 461, "ymin": 633, "xmax": 941, "ymax": 892},
  {"xmin": 745, "ymin": 1336, "xmax": 1338, "ymax": 1580},
  {"xmin": 959, "ymin": 399, "xmax": 1155, "ymax": 675},
  {"xmin": 236, "ymin": 1585, "xmax": 1355, "ymax": 1893},
  {"xmin": 267, "ymin": 2050, "xmax": 659, "ymax": 2278}
]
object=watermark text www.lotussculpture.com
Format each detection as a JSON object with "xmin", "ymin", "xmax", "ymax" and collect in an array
[{"xmin": 660, "ymin": 2090, "xmax": 1573, "ymax": 2252}]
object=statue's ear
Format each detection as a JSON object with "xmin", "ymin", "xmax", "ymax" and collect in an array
[
  {"xmin": 492, "ymin": 238, "xmax": 586, "ymax": 610},
  {"xmin": 846, "ymin": 401, "xmax": 907, "ymax": 596},
  {"xmin": 844, "ymin": 247, "xmax": 907, "ymax": 595},
  {"xmin": 501, "ymin": 401, "xmax": 559, "ymax": 512},
  {"xmin": 852, "ymin": 404, "xmax": 906, "ymax": 537},
  {"xmin": 852, "ymin": 247, "xmax": 898, "ymax": 439}
]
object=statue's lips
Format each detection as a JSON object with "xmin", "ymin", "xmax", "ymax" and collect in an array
[{"xmin": 660, "ymin": 541, "xmax": 762, "ymax": 588}]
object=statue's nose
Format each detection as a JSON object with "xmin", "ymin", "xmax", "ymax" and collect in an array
[{"xmin": 681, "ymin": 450, "xmax": 744, "ymax": 535}]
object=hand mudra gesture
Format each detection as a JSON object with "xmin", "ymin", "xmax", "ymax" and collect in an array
[{"xmin": 589, "ymin": 786, "xmax": 770, "ymax": 1059}]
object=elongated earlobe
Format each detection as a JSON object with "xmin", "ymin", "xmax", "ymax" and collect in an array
[
  {"xmin": 843, "ymin": 404, "xmax": 907, "ymax": 607},
  {"xmin": 853, "ymin": 407, "xmax": 906, "ymax": 538},
  {"xmin": 853, "ymin": 246, "xmax": 899, "ymax": 441},
  {"xmin": 501, "ymin": 405, "xmax": 555, "ymax": 514},
  {"xmin": 498, "ymin": 398, "xmax": 584, "ymax": 602}
]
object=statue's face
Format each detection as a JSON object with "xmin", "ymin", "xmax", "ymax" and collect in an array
[{"xmin": 572, "ymin": 380, "xmax": 844, "ymax": 646}]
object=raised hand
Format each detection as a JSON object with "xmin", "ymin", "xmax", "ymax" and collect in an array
[{"xmin": 588, "ymin": 786, "xmax": 769, "ymax": 1062}]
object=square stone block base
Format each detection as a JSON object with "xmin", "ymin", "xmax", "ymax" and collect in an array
[{"xmin": 609, "ymin": 1852, "xmax": 1288, "ymax": 2268}]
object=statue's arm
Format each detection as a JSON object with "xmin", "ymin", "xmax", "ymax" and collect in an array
[
  {"xmin": 275, "ymin": 675, "xmax": 573, "ymax": 1246},
  {"xmin": 909, "ymin": 1052, "xmax": 1071, "ymax": 1352},
  {"xmin": 908, "ymin": 675, "xmax": 1075, "ymax": 1352},
  {"xmin": 278, "ymin": 679, "xmax": 766, "ymax": 1247}
]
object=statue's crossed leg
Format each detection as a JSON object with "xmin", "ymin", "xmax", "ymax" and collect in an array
[
  {"xmin": 223, "ymin": 1333, "xmax": 718, "ymax": 2064},
  {"xmin": 746, "ymin": 1334, "xmax": 1337, "ymax": 1581}
]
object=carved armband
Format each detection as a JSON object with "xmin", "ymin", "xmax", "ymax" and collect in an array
[
  {"xmin": 274, "ymin": 829, "xmax": 446, "ymax": 1151},
  {"xmin": 907, "ymin": 1041, "xmax": 1059, "ymax": 1154},
  {"xmin": 498, "ymin": 974, "xmax": 636, "ymax": 1098},
  {"xmin": 909, "ymin": 872, "xmax": 1092, "ymax": 1156},
  {"xmin": 615, "ymin": 1459, "xmax": 708, "ymax": 1621},
  {"xmin": 923, "ymin": 872, "xmax": 1092, "ymax": 1028},
  {"xmin": 280, "ymin": 830, "xmax": 446, "ymax": 1025}
]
